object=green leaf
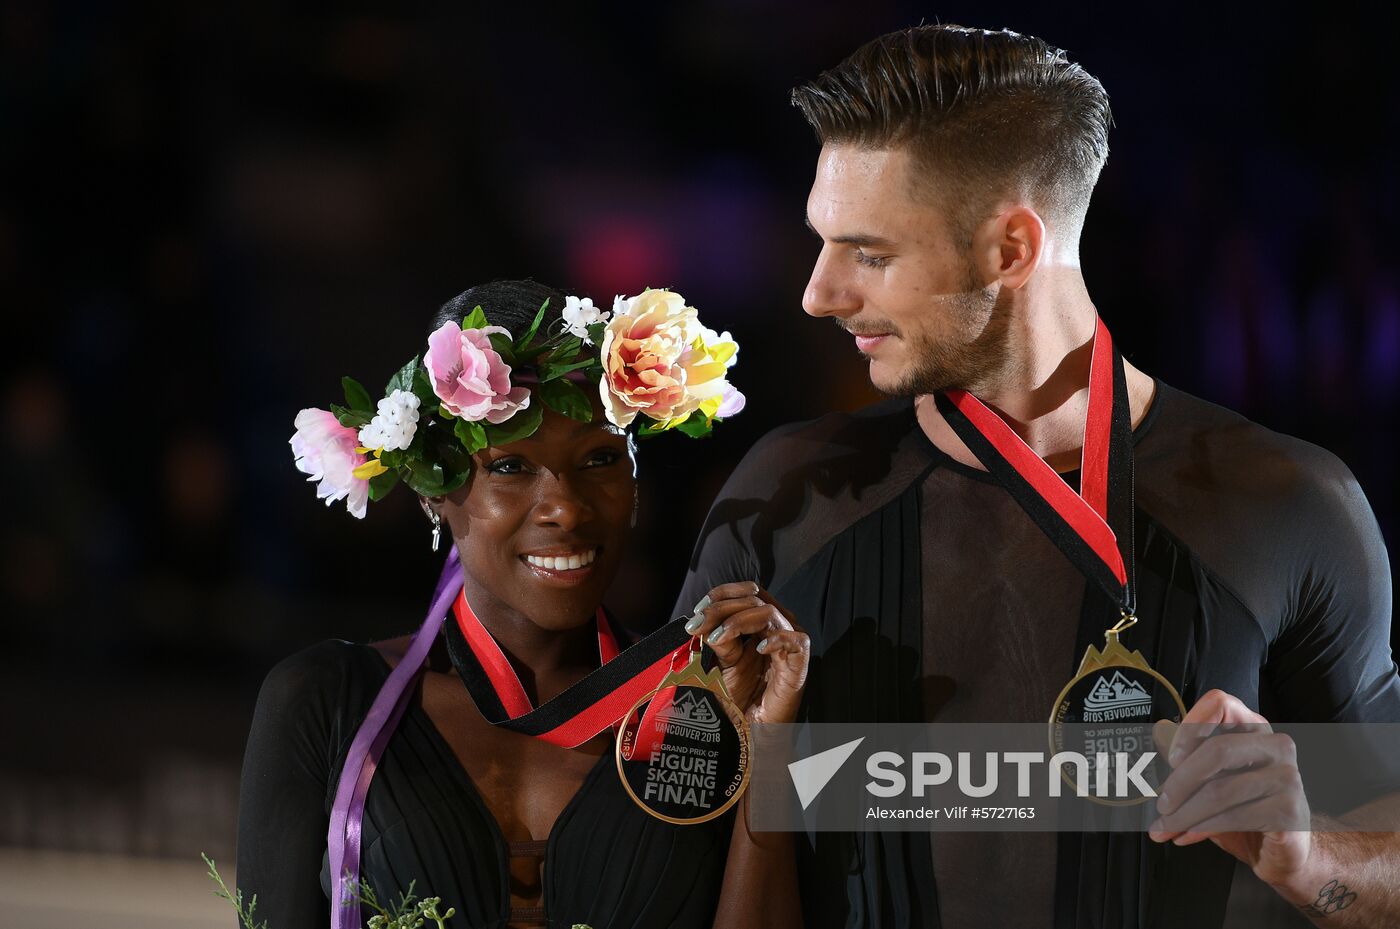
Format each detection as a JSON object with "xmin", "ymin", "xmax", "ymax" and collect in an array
[
  {"xmin": 385, "ymin": 356, "xmax": 420, "ymax": 397},
  {"xmin": 539, "ymin": 356, "xmax": 596, "ymax": 382},
  {"xmin": 341, "ymin": 376, "xmax": 375, "ymax": 414},
  {"xmin": 482, "ymin": 400, "xmax": 544, "ymax": 447},
  {"xmin": 412, "ymin": 364, "xmax": 437, "ymax": 409},
  {"xmin": 636, "ymin": 417, "xmax": 666, "ymax": 439},
  {"xmin": 461, "ymin": 305, "xmax": 489, "ymax": 330},
  {"xmin": 513, "ymin": 341, "xmax": 552, "ymax": 365},
  {"xmin": 453, "ymin": 417, "xmax": 488, "ymax": 454},
  {"xmin": 634, "ymin": 412, "xmax": 712, "ymax": 439},
  {"xmin": 368, "ymin": 469, "xmax": 399, "ymax": 501},
  {"xmin": 487, "ymin": 331, "xmax": 517, "ymax": 366},
  {"xmin": 438, "ymin": 466, "xmax": 470, "ymax": 496},
  {"xmin": 675, "ymin": 411, "xmax": 715, "ymax": 439},
  {"xmin": 331, "ymin": 404, "xmax": 371, "ymax": 429},
  {"xmin": 585, "ymin": 321, "xmax": 607, "ymax": 345},
  {"xmin": 435, "ymin": 436, "xmax": 472, "ymax": 472},
  {"xmin": 536, "ymin": 377, "xmax": 593, "ymax": 422},
  {"xmin": 404, "ymin": 458, "xmax": 469, "ymax": 497},
  {"xmin": 516, "ymin": 299, "xmax": 550, "ymax": 350},
  {"xmin": 547, "ymin": 334, "xmax": 584, "ymax": 361}
]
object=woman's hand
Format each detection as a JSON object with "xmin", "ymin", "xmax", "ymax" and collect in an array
[{"xmin": 684, "ymin": 582, "xmax": 810, "ymax": 725}]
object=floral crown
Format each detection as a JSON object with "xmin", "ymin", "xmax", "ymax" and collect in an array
[{"xmin": 291, "ymin": 287, "xmax": 744, "ymax": 518}]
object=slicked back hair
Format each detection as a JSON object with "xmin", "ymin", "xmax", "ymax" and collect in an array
[{"xmin": 791, "ymin": 24, "xmax": 1112, "ymax": 246}]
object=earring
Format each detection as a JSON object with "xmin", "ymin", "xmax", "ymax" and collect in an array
[
  {"xmin": 630, "ymin": 485, "xmax": 639, "ymax": 528},
  {"xmin": 421, "ymin": 500, "xmax": 443, "ymax": 552}
]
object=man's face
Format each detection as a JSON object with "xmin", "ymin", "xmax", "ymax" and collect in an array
[{"xmin": 803, "ymin": 144, "xmax": 1009, "ymax": 395}]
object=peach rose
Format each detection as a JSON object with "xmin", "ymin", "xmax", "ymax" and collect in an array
[
  {"xmin": 598, "ymin": 290, "xmax": 743, "ymax": 429},
  {"xmin": 598, "ymin": 289, "xmax": 703, "ymax": 428}
]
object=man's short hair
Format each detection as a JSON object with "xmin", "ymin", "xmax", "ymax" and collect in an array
[{"xmin": 791, "ymin": 24, "xmax": 1112, "ymax": 245}]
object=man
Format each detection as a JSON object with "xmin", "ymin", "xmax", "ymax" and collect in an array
[{"xmin": 675, "ymin": 24, "xmax": 1400, "ymax": 929}]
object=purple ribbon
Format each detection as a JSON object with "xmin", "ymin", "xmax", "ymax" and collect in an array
[{"xmin": 328, "ymin": 548, "xmax": 464, "ymax": 929}]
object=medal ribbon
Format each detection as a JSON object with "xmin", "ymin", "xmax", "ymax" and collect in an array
[
  {"xmin": 329, "ymin": 549, "xmax": 695, "ymax": 929},
  {"xmin": 446, "ymin": 588, "xmax": 693, "ymax": 747},
  {"xmin": 933, "ymin": 314, "xmax": 1136, "ymax": 612}
]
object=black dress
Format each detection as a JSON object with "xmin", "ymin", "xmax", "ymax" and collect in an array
[
  {"xmin": 673, "ymin": 382, "xmax": 1400, "ymax": 929},
  {"xmin": 236, "ymin": 637, "xmax": 734, "ymax": 929}
]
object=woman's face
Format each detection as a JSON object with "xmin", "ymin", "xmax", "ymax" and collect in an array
[{"xmin": 435, "ymin": 392, "xmax": 636, "ymax": 632}]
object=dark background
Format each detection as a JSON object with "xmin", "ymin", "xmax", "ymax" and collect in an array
[{"xmin": 3, "ymin": 0, "xmax": 1396, "ymax": 878}]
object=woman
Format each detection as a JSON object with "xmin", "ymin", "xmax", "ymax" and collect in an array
[{"xmin": 237, "ymin": 279, "xmax": 808, "ymax": 929}]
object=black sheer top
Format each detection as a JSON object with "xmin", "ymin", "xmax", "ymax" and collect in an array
[
  {"xmin": 673, "ymin": 381, "xmax": 1400, "ymax": 929},
  {"xmin": 236, "ymin": 638, "xmax": 733, "ymax": 929}
]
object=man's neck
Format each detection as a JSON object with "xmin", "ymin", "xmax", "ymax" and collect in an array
[{"xmin": 914, "ymin": 295, "xmax": 1155, "ymax": 474}]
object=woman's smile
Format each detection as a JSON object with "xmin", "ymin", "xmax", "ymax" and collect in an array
[{"xmin": 519, "ymin": 545, "xmax": 601, "ymax": 586}]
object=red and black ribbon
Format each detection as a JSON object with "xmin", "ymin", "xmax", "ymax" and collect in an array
[
  {"xmin": 933, "ymin": 315, "xmax": 1136, "ymax": 613},
  {"xmin": 443, "ymin": 588, "xmax": 694, "ymax": 748}
]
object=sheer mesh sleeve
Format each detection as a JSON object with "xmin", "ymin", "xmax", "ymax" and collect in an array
[
  {"xmin": 671, "ymin": 425, "xmax": 787, "ymax": 619},
  {"xmin": 1264, "ymin": 452, "xmax": 1400, "ymax": 723},
  {"xmin": 1134, "ymin": 386, "xmax": 1400, "ymax": 723},
  {"xmin": 236, "ymin": 641, "xmax": 354, "ymax": 927},
  {"xmin": 671, "ymin": 399, "xmax": 938, "ymax": 621}
]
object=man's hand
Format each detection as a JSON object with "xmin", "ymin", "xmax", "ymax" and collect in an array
[{"xmin": 1148, "ymin": 688, "xmax": 1312, "ymax": 887}]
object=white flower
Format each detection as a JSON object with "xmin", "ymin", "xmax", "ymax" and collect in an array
[
  {"xmin": 561, "ymin": 295, "xmax": 610, "ymax": 344},
  {"xmin": 357, "ymin": 389, "xmax": 421, "ymax": 452}
]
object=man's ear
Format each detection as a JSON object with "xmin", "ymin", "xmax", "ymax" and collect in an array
[{"xmin": 973, "ymin": 204, "xmax": 1045, "ymax": 291}]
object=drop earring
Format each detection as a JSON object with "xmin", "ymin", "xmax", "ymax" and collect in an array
[
  {"xmin": 630, "ymin": 486, "xmax": 639, "ymax": 528},
  {"xmin": 421, "ymin": 500, "xmax": 443, "ymax": 552}
]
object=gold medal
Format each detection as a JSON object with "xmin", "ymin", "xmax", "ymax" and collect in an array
[
  {"xmin": 615, "ymin": 637, "xmax": 751, "ymax": 824},
  {"xmin": 1048, "ymin": 613, "xmax": 1186, "ymax": 804}
]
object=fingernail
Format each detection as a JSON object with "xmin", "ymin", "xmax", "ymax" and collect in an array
[
  {"xmin": 684, "ymin": 613, "xmax": 704, "ymax": 634},
  {"xmin": 756, "ymin": 637, "xmax": 769, "ymax": 654},
  {"xmin": 1147, "ymin": 822, "xmax": 1165, "ymax": 841},
  {"xmin": 707, "ymin": 624, "xmax": 728, "ymax": 645},
  {"xmin": 693, "ymin": 594, "xmax": 711, "ymax": 613}
]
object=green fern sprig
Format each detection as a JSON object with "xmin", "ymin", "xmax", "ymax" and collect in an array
[
  {"xmin": 202, "ymin": 853, "xmax": 269, "ymax": 929},
  {"xmin": 201, "ymin": 852, "xmax": 455, "ymax": 929}
]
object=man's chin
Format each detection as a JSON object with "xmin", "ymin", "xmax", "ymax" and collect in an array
[
  {"xmin": 866, "ymin": 358, "xmax": 919, "ymax": 398},
  {"xmin": 868, "ymin": 358, "xmax": 968, "ymax": 397}
]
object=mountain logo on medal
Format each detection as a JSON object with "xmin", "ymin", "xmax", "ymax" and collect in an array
[
  {"xmin": 652, "ymin": 689, "xmax": 723, "ymax": 743},
  {"xmin": 1083, "ymin": 671, "xmax": 1152, "ymax": 713},
  {"xmin": 667, "ymin": 690, "xmax": 721, "ymax": 730}
]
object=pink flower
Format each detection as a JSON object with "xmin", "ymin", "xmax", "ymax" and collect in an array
[
  {"xmin": 424, "ymin": 321, "xmax": 531, "ymax": 423},
  {"xmin": 290, "ymin": 408, "xmax": 370, "ymax": 519},
  {"xmin": 716, "ymin": 383, "xmax": 746, "ymax": 418}
]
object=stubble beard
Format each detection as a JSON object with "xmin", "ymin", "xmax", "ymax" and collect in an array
[{"xmin": 877, "ymin": 273, "xmax": 1012, "ymax": 397}]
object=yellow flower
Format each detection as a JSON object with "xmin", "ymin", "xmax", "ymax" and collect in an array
[{"xmin": 352, "ymin": 447, "xmax": 390, "ymax": 479}]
